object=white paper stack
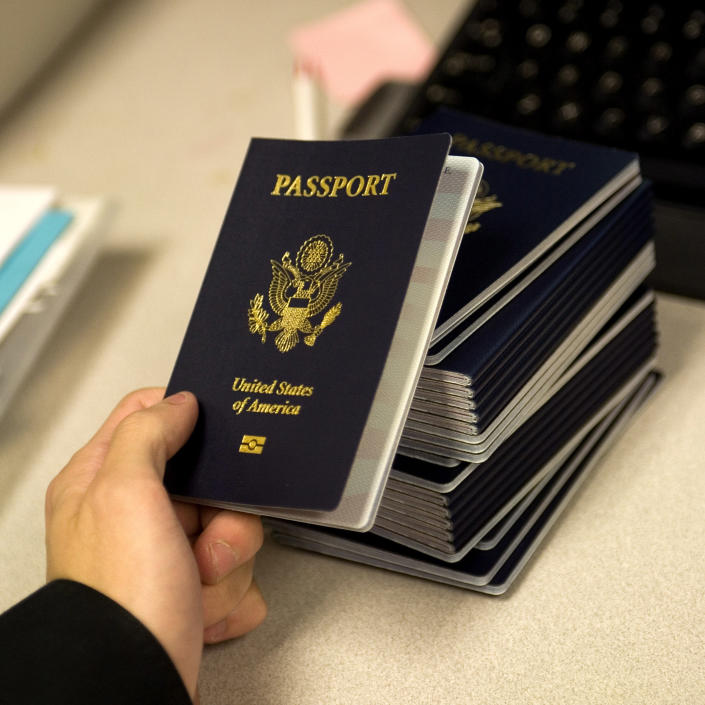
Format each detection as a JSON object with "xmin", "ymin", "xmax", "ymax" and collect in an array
[{"xmin": 0, "ymin": 185, "xmax": 107, "ymax": 418}]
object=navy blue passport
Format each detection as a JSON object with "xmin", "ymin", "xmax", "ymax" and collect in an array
[
  {"xmin": 376, "ymin": 304, "xmax": 657, "ymax": 558},
  {"xmin": 413, "ymin": 109, "xmax": 640, "ymax": 353},
  {"xmin": 392, "ymin": 286, "xmax": 656, "ymax": 491},
  {"xmin": 412, "ymin": 183, "xmax": 653, "ymax": 436},
  {"xmin": 164, "ymin": 136, "xmax": 482, "ymax": 529},
  {"xmin": 269, "ymin": 369, "xmax": 661, "ymax": 594}
]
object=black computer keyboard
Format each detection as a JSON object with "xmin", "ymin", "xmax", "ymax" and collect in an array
[{"xmin": 391, "ymin": 1, "xmax": 705, "ymax": 298}]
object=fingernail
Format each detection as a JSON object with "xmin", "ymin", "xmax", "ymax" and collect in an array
[
  {"xmin": 204, "ymin": 618, "xmax": 228, "ymax": 643},
  {"xmin": 164, "ymin": 391, "xmax": 189, "ymax": 405},
  {"xmin": 209, "ymin": 540, "xmax": 239, "ymax": 580}
]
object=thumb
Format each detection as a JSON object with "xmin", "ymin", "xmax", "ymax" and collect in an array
[{"xmin": 99, "ymin": 391, "xmax": 199, "ymax": 483}]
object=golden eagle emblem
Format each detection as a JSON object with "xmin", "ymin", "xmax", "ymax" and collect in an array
[
  {"xmin": 465, "ymin": 179, "xmax": 502, "ymax": 233},
  {"xmin": 248, "ymin": 234, "xmax": 351, "ymax": 352}
]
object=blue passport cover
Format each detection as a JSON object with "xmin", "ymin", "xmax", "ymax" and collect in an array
[
  {"xmin": 375, "ymin": 307, "xmax": 657, "ymax": 555},
  {"xmin": 414, "ymin": 109, "xmax": 638, "ymax": 343},
  {"xmin": 287, "ymin": 371, "xmax": 661, "ymax": 587},
  {"xmin": 164, "ymin": 135, "xmax": 453, "ymax": 512},
  {"xmin": 440, "ymin": 184, "xmax": 652, "ymax": 422},
  {"xmin": 394, "ymin": 286, "xmax": 655, "ymax": 489}
]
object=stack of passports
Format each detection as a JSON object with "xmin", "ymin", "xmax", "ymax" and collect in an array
[{"xmin": 164, "ymin": 112, "xmax": 660, "ymax": 595}]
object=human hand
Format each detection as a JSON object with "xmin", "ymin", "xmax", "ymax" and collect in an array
[{"xmin": 44, "ymin": 388, "xmax": 267, "ymax": 701}]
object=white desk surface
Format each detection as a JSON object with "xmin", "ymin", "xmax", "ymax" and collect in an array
[{"xmin": 1, "ymin": 2, "xmax": 705, "ymax": 703}]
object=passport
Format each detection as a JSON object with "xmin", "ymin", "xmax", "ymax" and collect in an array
[
  {"xmin": 412, "ymin": 108, "xmax": 641, "ymax": 360},
  {"xmin": 267, "ymin": 114, "xmax": 661, "ymax": 594},
  {"xmin": 164, "ymin": 135, "xmax": 483, "ymax": 530},
  {"xmin": 399, "ymin": 186, "xmax": 655, "ymax": 464},
  {"xmin": 269, "ymin": 369, "xmax": 661, "ymax": 594},
  {"xmin": 375, "ymin": 301, "xmax": 657, "ymax": 559},
  {"xmin": 392, "ymin": 110, "xmax": 654, "ymax": 470}
]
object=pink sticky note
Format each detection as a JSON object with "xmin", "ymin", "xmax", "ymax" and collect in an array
[{"xmin": 289, "ymin": 0, "xmax": 435, "ymax": 106}]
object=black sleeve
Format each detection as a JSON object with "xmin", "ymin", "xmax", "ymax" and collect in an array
[{"xmin": 0, "ymin": 579, "xmax": 192, "ymax": 705}]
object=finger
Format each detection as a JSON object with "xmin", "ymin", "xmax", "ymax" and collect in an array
[
  {"xmin": 74, "ymin": 388, "xmax": 167, "ymax": 469},
  {"xmin": 99, "ymin": 391, "xmax": 199, "ymax": 483},
  {"xmin": 87, "ymin": 387, "xmax": 167, "ymax": 452},
  {"xmin": 48, "ymin": 388, "xmax": 168, "ymax": 504},
  {"xmin": 203, "ymin": 581, "xmax": 267, "ymax": 644},
  {"xmin": 202, "ymin": 558, "xmax": 255, "ymax": 626},
  {"xmin": 193, "ymin": 510, "xmax": 264, "ymax": 585}
]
